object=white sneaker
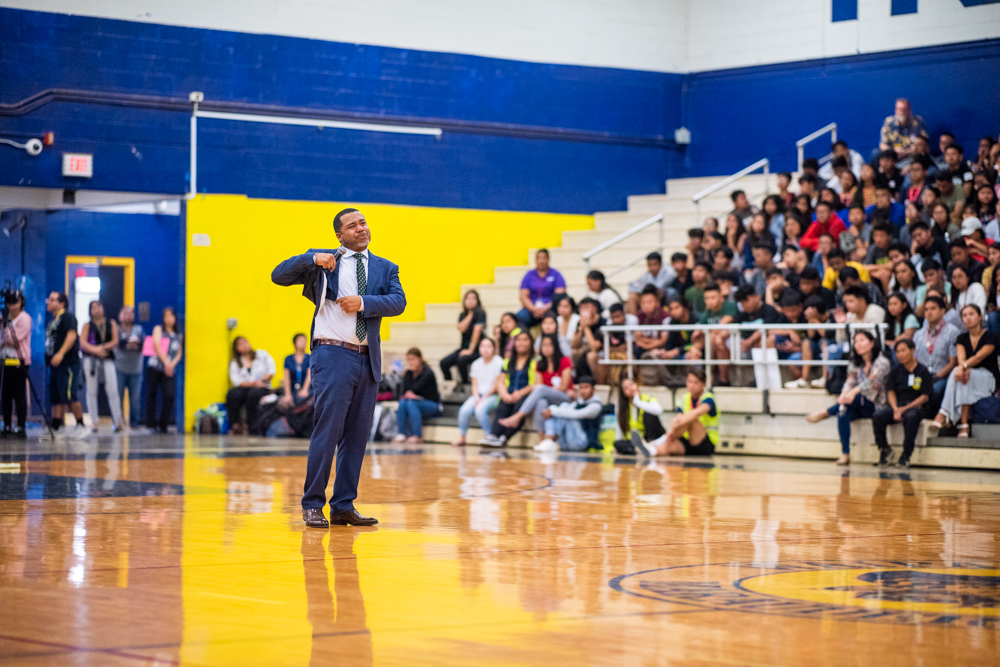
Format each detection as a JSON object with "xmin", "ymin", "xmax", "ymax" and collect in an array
[
  {"xmin": 810, "ymin": 378, "xmax": 827, "ymax": 389},
  {"xmin": 42, "ymin": 426, "xmax": 66, "ymax": 441},
  {"xmin": 783, "ymin": 378, "xmax": 809, "ymax": 389},
  {"xmin": 533, "ymin": 438, "xmax": 558, "ymax": 452},
  {"xmin": 68, "ymin": 424, "xmax": 90, "ymax": 440},
  {"xmin": 478, "ymin": 434, "xmax": 500, "ymax": 446}
]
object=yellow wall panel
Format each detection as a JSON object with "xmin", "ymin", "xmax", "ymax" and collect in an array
[{"xmin": 185, "ymin": 195, "xmax": 592, "ymax": 428}]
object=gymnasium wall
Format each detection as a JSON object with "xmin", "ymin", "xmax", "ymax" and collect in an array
[{"xmin": 184, "ymin": 195, "xmax": 591, "ymax": 428}]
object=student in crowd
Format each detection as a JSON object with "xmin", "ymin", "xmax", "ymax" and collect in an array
[
  {"xmin": 810, "ymin": 233, "xmax": 835, "ymax": 276},
  {"xmin": 801, "ymin": 201, "xmax": 847, "ymax": 252},
  {"xmin": 729, "ymin": 189, "xmax": 756, "ymax": 223},
  {"xmin": 498, "ymin": 332, "xmax": 573, "ymax": 436},
  {"xmin": 798, "ymin": 175, "xmax": 819, "ymax": 207},
  {"xmin": 943, "ymin": 143, "xmax": 974, "ymax": 200},
  {"xmin": 915, "ymin": 260, "xmax": 952, "ymax": 317},
  {"xmin": 626, "ymin": 252, "xmax": 676, "ymax": 314},
  {"xmin": 585, "ymin": 270, "xmax": 623, "ymax": 315},
  {"xmin": 950, "ymin": 262, "xmax": 987, "ymax": 324},
  {"xmin": 855, "ymin": 163, "xmax": 879, "ymax": 208},
  {"xmin": 481, "ymin": 331, "xmax": 536, "ymax": 447},
  {"xmin": 80, "ymin": 301, "xmax": 123, "ymax": 433},
  {"xmin": 702, "ymin": 216, "xmax": 720, "ymax": 234},
  {"xmin": 615, "ymin": 377, "xmax": 666, "ymax": 454},
  {"xmin": 115, "ymin": 306, "xmax": 145, "ymax": 430},
  {"xmin": 872, "ymin": 339, "xmax": 934, "ymax": 468},
  {"xmin": 910, "ymin": 220, "xmax": 951, "ymax": 272},
  {"xmin": 685, "ymin": 228, "xmax": 709, "ymax": 266},
  {"xmin": 763, "ymin": 195, "xmax": 786, "ymax": 240},
  {"xmin": 962, "ymin": 217, "xmax": 992, "ymax": 264},
  {"xmin": 695, "ymin": 283, "xmax": 738, "ymax": 386},
  {"xmin": 798, "ymin": 265, "xmax": 837, "ymax": 312},
  {"xmin": 834, "ymin": 266, "xmax": 883, "ymax": 308},
  {"xmin": 440, "ymin": 289, "xmax": 485, "ymax": 386},
  {"xmin": 497, "ymin": 312, "xmax": 522, "ymax": 357},
  {"xmin": 571, "ymin": 298, "xmax": 604, "ymax": 380},
  {"xmin": 838, "ymin": 168, "xmax": 860, "ymax": 207},
  {"xmin": 44, "ymin": 292, "xmax": 87, "ymax": 439},
  {"xmin": 630, "ymin": 369, "xmax": 717, "ymax": 458},
  {"xmin": 634, "ymin": 285, "xmax": 668, "ymax": 357},
  {"xmin": 884, "ymin": 292, "xmax": 920, "ymax": 350},
  {"xmin": 806, "ymin": 330, "xmax": 891, "ymax": 466},
  {"xmin": 935, "ymin": 172, "xmax": 965, "ymax": 225},
  {"xmin": 668, "ymin": 252, "xmax": 693, "ymax": 294},
  {"xmin": 452, "ymin": 337, "xmax": 503, "ymax": 447},
  {"xmin": 776, "ymin": 171, "xmax": 795, "ymax": 207},
  {"xmin": 724, "ymin": 214, "xmax": 747, "ymax": 265},
  {"xmin": 534, "ymin": 314, "xmax": 572, "ymax": 357},
  {"xmin": 517, "ymin": 249, "xmax": 566, "ymax": 328},
  {"xmin": 985, "ymin": 267, "xmax": 1000, "ymax": 337},
  {"xmin": 599, "ymin": 303, "xmax": 639, "ymax": 385},
  {"xmin": 929, "ymin": 304, "xmax": 999, "ymax": 438},
  {"xmin": 0, "ymin": 290, "xmax": 30, "ymax": 439},
  {"xmin": 226, "ymin": 334, "xmax": 273, "ymax": 435},
  {"xmin": 948, "ymin": 237, "xmax": 986, "ymax": 284},
  {"xmin": 902, "ymin": 158, "xmax": 930, "ymax": 206},
  {"xmin": 146, "ymin": 307, "xmax": 183, "ymax": 433},
  {"xmin": 835, "ymin": 285, "xmax": 886, "ymax": 344},
  {"xmin": 891, "ymin": 259, "xmax": 922, "ymax": 309},
  {"xmin": 280, "ymin": 333, "xmax": 311, "ymax": 407},
  {"xmin": 535, "ymin": 375, "xmax": 603, "ymax": 453},
  {"xmin": 735, "ymin": 285, "xmax": 786, "ymax": 358},
  {"xmin": 684, "ymin": 261, "xmax": 712, "ymax": 316},
  {"xmin": 786, "ymin": 295, "xmax": 841, "ymax": 389},
  {"xmin": 394, "ymin": 347, "xmax": 442, "ymax": 444},
  {"xmin": 555, "ymin": 296, "xmax": 579, "ymax": 349},
  {"xmin": 742, "ymin": 243, "xmax": 776, "ymax": 296},
  {"xmin": 781, "ymin": 212, "xmax": 805, "ymax": 250},
  {"xmin": 866, "ymin": 185, "xmax": 906, "ymax": 230}
]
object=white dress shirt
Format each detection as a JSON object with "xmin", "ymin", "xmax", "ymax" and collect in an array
[
  {"xmin": 314, "ymin": 248, "xmax": 368, "ymax": 345},
  {"xmin": 229, "ymin": 349, "xmax": 276, "ymax": 386}
]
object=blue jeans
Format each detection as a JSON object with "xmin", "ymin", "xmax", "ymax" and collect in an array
[
  {"xmin": 827, "ymin": 394, "xmax": 877, "ymax": 455},
  {"xmin": 988, "ymin": 311, "xmax": 1000, "ymax": 338},
  {"xmin": 397, "ymin": 398, "xmax": 442, "ymax": 438},
  {"xmin": 516, "ymin": 307, "xmax": 547, "ymax": 328},
  {"xmin": 931, "ymin": 377, "xmax": 948, "ymax": 413},
  {"xmin": 457, "ymin": 395, "xmax": 498, "ymax": 435},
  {"xmin": 116, "ymin": 370, "xmax": 143, "ymax": 427},
  {"xmin": 546, "ymin": 416, "xmax": 589, "ymax": 451}
]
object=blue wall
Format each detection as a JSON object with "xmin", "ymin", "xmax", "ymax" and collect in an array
[
  {"xmin": 0, "ymin": 208, "xmax": 184, "ymax": 423},
  {"xmin": 681, "ymin": 39, "xmax": 1000, "ymax": 177},
  {"xmin": 0, "ymin": 8, "xmax": 683, "ymax": 214}
]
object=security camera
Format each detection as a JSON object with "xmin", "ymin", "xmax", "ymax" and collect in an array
[{"xmin": 24, "ymin": 138, "xmax": 43, "ymax": 156}]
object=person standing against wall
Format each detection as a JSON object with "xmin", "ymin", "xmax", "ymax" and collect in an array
[
  {"xmin": 145, "ymin": 307, "xmax": 183, "ymax": 433},
  {"xmin": 80, "ymin": 301, "xmax": 124, "ymax": 433},
  {"xmin": 44, "ymin": 292, "xmax": 87, "ymax": 440},
  {"xmin": 1, "ymin": 291, "xmax": 31, "ymax": 439},
  {"xmin": 115, "ymin": 306, "xmax": 145, "ymax": 430},
  {"xmin": 272, "ymin": 208, "xmax": 406, "ymax": 528}
]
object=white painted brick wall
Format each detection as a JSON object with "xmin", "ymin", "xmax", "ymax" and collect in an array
[{"xmin": 3, "ymin": 0, "xmax": 997, "ymax": 72}]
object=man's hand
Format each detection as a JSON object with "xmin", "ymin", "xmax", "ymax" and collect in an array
[
  {"xmin": 51, "ymin": 352, "xmax": 64, "ymax": 367},
  {"xmin": 402, "ymin": 390, "xmax": 418, "ymax": 400},
  {"xmin": 740, "ymin": 338, "xmax": 754, "ymax": 354},
  {"xmin": 314, "ymin": 253, "xmax": 338, "ymax": 270},
  {"xmin": 893, "ymin": 407, "xmax": 904, "ymax": 422},
  {"xmin": 337, "ymin": 296, "xmax": 363, "ymax": 314},
  {"xmin": 541, "ymin": 408, "xmax": 552, "ymax": 420},
  {"xmin": 502, "ymin": 394, "xmax": 516, "ymax": 404},
  {"xmin": 685, "ymin": 347, "xmax": 703, "ymax": 360},
  {"xmin": 458, "ymin": 349, "xmax": 472, "ymax": 357}
]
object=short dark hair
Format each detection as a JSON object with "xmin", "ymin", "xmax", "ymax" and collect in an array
[
  {"xmin": 694, "ymin": 260, "xmax": 713, "ymax": 273},
  {"xmin": 844, "ymin": 285, "xmax": 870, "ymax": 303},
  {"xmin": 827, "ymin": 248, "xmax": 845, "ymax": 261},
  {"xmin": 839, "ymin": 266, "xmax": 861, "ymax": 282},
  {"xmin": 536, "ymin": 248, "xmax": 550, "ymax": 258},
  {"xmin": 752, "ymin": 241, "xmax": 774, "ymax": 252},
  {"xmin": 576, "ymin": 375, "xmax": 595, "ymax": 386},
  {"xmin": 703, "ymin": 283, "xmax": 721, "ymax": 295},
  {"xmin": 730, "ymin": 189, "xmax": 746, "ymax": 203},
  {"xmin": 778, "ymin": 171, "xmax": 793, "ymax": 181},
  {"xmin": 647, "ymin": 251, "xmax": 662, "ymax": 263},
  {"xmin": 878, "ymin": 149, "xmax": 897, "ymax": 162},
  {"xmin": 765, "ymin": 267, "xmax": 783, "ymax": 279},
  {"xmin": 804, "ymin": 294, "xmax": 828, "ymax": 312},
  {"xmin": 815, "ymin": 200, "xmax": 832, "ymax": 211},
  {"xmin": 735, "ymin": 284, "xmax": 758, "ymax": 302},
  {"xmin": 709, "ymin": 231, "xmax": 725, "ymax": 243},
  {"xmin": 798, "ymin": 174, "xmax": 818, "ymax": 186},
  {"xmin": 950, "ymin": 238, "xmax": 968, "ymax": 250},
  {"xmin": 946, "ymin": 143, "xmax": 964, "ymax": 155},
  {"xmin": 779, "ymin": 290, "xmax": 803, "ymax": 308},
  {"xmin": 872, "ymin": 223, "xmax": 893, "ymax": 237},
  {"xmin": 803, "ymin": 158, "xmax": 820, "ymax": 171},
  {"xmin": 640, "ymin": 284, "xmax": 660, "ymax": 297},
  {"xmin": 909, "ymin": 220, "xmax": 930, "ymax": 233},
  {"xmin": 832, "ymin": 140, "xmax": 848, "ymax": 150},
  {"xmin": 688, "ymin": 228, "xmax": 705, "ymax": 239},
  {"xmin": 609, "ymin": 302, "xmax": 624, "ymax": 314},
  {"xmin": 715, "ymin": 246, "xmax": 734, "ymax": 261},
  {"xmin": 578, "ymin": 297, "xmax": 601, "ymax": 309},
  {"xmin": 667, "ymin": 295, "xmax": 689, "ymax": 310},
  {"xmin": 924, "ymin": 295, "xmax": 946, "ymax": 310},
  {"xmin": 687, "ymin": 368, "xmax": 707, "ymax": 383},
  {"xmin": 831, "ymin": 156, "xmax": 849, "ymax": 169},
  {"xmin": 936, "ymin": 169, "xmax": 955, "ymax": 182},
  {"xmin": 54, "ymin": 292, "xmax": 69, "ymax": 307},
  {"xmin": 888, "ymin": 242, "xmax": 910, "ymax": 256},
  {"xmin": 333, "ymin": 208, "xmax": 360, "ymax": 234},
  {"xmin": 292, "ymin": 333, "xmax": 307, "ymax": 344},
  {"xmin": 671, "ymin": 252, "xmax": 687, "ymax": 263},
  {"xmin": 894, "ymin": 338, "xmax": 916, "ymax": 352},
  {"xmin": 940, "ymin": 131, "xmax": 955, "ymax": 140},
  {"xmin": 800, "ymin": 266, "xmax": 821, "ymax": 281},
  {"xmin": 922, "ymin": 259, "xmax": 942, "ymax": 272}
]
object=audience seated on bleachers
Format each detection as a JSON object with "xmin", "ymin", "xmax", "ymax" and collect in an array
[
  {"xmin": 394, "ymin": 347, "xmax": 442, "ymax": 444},
  {"xmin": 535, "ymin": 375, "xmax": 603, "ymax": 452},
  {"xmin": 872, "ymin": 339, "xmax": 934, "ymax": 468},
  {"xmin": 280, "ymin": 333, "xmax": 312, "ymax": 407},
  {"xmin": 497, "ymin": 333, "xmax": 573, "ymax": 438},
  {"xmin": 227, "ymin": 335, "xmax": 276, "ymax": 435},
  {"xmin": 626, "ymin": 252, "xmax": 675, "ymax": 314},
  {"xmin": 440, "ymin": 290, "xmax": 486, "ymax": 386},
  {"xmin": 585, "ymin": 270, "xmax": 623, "ymax": 316},
  {"xmin": 913, "ymin": 295, "xmax": 959, "ymax": 413},
  {"xmin": 518, "ymin": 249, "xmax": 566, "ymax": 328},
  {"xmin": 481, "ymin": 331, "xmax": 536, "ymax": 447},
  {"xmin": 452, "ymin": 337, "xmax": 503, "ymax": 447}
]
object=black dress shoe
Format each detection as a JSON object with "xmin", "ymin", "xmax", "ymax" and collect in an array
[
  {"xmin": 302, "ymin": 508, "xmax": 329, "ymax": 528},
  {"xmin": 329, "ymin": 508, "xmax": 379, "ymax": 526}
]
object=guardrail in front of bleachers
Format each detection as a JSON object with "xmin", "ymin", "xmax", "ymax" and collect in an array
[
  {"xmin": 796, "ymin": 122, "xmax": 837, "ymax": 174},
  {"xmin": 690, "ymin": 158, "xmax": 770, "ymax": 226},
  {"xmin": 599, "ymin": 321, "xmax": 888, "ymax": 388}
]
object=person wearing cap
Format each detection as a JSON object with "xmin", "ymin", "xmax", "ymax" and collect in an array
[
  {"xmin": 879, "ymin": 98, "xmax": 928, "ymax": 161},
  {"xmin": 960, "ymin": 217, "xmax": 993, "ymax": 264},
  {"xmin": 534, "ymin": 376, "xmax": 604, "ymax": 453},
  {"xmin": 948, "ymin": 238, "xmax": 986, "ymax": 285}
]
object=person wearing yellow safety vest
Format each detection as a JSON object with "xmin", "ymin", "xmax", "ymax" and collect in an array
[
  {"xmin": 616, "ymin": 377, "xmax": 666, "ymax": 452},
  {"xmin": 631, "ymin": 369, "xmax": 718, "ymax": 457},
  {"xmin": 480, "ymin": 331, "xmax": 536, "ymax": 447}
]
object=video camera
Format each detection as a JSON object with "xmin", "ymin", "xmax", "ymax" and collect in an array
[{"xmin": 0, "ymin": 283, "xmax": 23, "ymax": 320}]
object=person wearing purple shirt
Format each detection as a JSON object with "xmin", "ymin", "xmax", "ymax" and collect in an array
[{"xmin": 517, "ymin": 249, "xmax": 567, "ymax": 327}]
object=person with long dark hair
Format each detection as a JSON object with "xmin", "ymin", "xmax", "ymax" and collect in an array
[
  {"xmin": 950, "ymin": 263, "xmax": 986, "ymax": 321},
  {"xmin": 440, "ymin": 289, "xmax": 486, "ymax": 386},
  {"xmin": 395, "ymin": 348, "xmax": 442, "ymax": 444},
  {"xmin": 929, "ymin": 304, "xmax": 999, "ymax": 438},
  {"xmin": 806, "ymin": 330, "xmax": 891, "ymax": 466},
  {"xmin": 985, "ymin": 260, "xmax": 1000, "ymax": 337},
  {"xmin": 225, "ymin": 333, "xmax": 272, "ymax": 435},
  {"xmin": 496, "ymin": 333, "xmax": 573, "ymax": 443},
  {"xmin": 585, "ymin": 270, "xmax": 623, "ymax": 314},
  {"xmin": 884, "ymin": 292, "xmax": 919, "ymax": 350},
  {"xmin": 480, "ymin": 331, "xmax": 535, "ymax": 447},
  {"xmin": 147, "ymin": 306, "xmax": 184, "ymax": 433},
  {"xmin": 614, "ymin": 376, "xmax": 665, "ymax": 453},
  {"xmin": 496, "ymin": 312, "xmax": 522, "ymax": 357},
  {"xmin": 763, "ymin": 194, "xmax": 786, "ymax": 240},
  {"xmin": 452, "ymin": 337, "xmax": 503, "ymax": 447},
  {"xmin": 891, "ymin": 260, "xmax": 922, "ymax": 310},
  {"xmin": 80, "ymin": 301, "xmax": 123, "ymax": 433},
  {"xmin": 0, "ymin": 290, "xmax": 30, "ymax": 439}
]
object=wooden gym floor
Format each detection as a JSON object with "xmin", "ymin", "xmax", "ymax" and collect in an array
[{"xmin": 1, "ymin": 434, "xmax": 998, "ymax": 666}]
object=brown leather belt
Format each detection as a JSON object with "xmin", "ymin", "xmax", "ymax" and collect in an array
[{"xmin": 313, "ymin": 338, "xmax": 369, "ymax": 354}]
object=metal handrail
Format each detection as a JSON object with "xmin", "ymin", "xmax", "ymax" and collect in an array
[
  {"xmin": 599, "ymin": 321, "xmax": 887, "ymax": 389},
  {"xmin": 582, "ymin": 213, "xmax": 663, "ymax": 273},
  {"xmin": 796, "ymin": 122, "xmax": 837, "ymax": 174},
  {"xmin": 690, "ymin": 158, "xmax": 770, "ymax": 226}
]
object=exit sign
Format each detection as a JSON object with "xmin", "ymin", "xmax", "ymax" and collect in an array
[{"xmin": 62, "ymin": 153, "xmax": 93, "ymax": 178}]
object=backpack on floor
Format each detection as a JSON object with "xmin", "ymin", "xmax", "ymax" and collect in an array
[{"xmin": 285, "ymin": 396, "xmax": 316, "ymax": 438}]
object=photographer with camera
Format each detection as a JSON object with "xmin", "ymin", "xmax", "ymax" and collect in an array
[
  {"xmin": 45, "ymin": 292, "xmax": 88, "ymax": 440},
  {"xmin": 1, "ymin": 289, "xmax": 31, "ymax": 438},
  {"xmin": 80, "ymin": 301, "xmax": 124, "ymax": 433}
]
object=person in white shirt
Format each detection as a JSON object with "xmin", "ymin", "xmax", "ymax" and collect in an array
[
  {"xmin": 452, "ymin": 337, "xmax": 504, "ymax": 446},
  {"xmin": 818, "ymin": 140, "xmax": 865, "ymax": 182},
  {"xmin": 585, "ymin": 270, "xmax": 623, "ymax": 317},
  {"xmin": 835, "ymin": 286, "xmax": 886, "ymax": 343},
  {"xmin": 226, "ymin": 336, "xmax": 275, "ymax": 434},
  {"xmin": 951, "ymin": 264, "xmax": 986, "ymax": 325},
  {"xmin": 534, "ymin": 376, "xmax": 604, "ymax": 452}
]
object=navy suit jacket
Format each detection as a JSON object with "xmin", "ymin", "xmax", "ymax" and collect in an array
[{"xmin": 271, "ymin": 248, "xmax": 406, "ymax": 382}]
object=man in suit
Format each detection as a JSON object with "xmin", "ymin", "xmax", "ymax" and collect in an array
[{"xmin": 272, "ymin": 208, "xmax": 406, "ymax": 527}]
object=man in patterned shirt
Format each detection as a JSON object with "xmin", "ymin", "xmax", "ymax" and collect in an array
[{"xmin": 879, "ymin": 98, "xmax": 928, "ymax": 162}]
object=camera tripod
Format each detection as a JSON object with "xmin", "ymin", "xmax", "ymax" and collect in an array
[{"xmin": 0, "ymin": 313, "xmax": 55, "ymax": 439}]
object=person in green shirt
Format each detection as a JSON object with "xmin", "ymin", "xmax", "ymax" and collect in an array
[
  {"xmin": 684, "ymin": 261, "xmax": 712, "ymax": 318},
  {"xmin": 691, "ymin": 283, "xmax": 738, "ymax": 385}
]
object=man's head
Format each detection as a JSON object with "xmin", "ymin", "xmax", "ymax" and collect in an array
[
  {"xmin": 945, "ymin": 144, "xmax": 964, "ymax": 169},
  {"xmin": 646, "ymin": 251, "xmax": 663, "ymax": 276},
  {"xmin": 333, "ymin": 208, "xmax": 370, "ymax": 251},
  {"xmin": 686, "ymin": 368, "xmax": 707, "ymax": 397},
  {"xmin": 895, "ymin": 338, "xmax": 916, "ymax": 366},
  {"xmin": 910, "ymin": 220, "xmax": 932, "ymax": 248},
  {"xmin": 692, "ymin": 261, "xmax": 712, "ymax": 285},
  {"xmin": 798, "ymin": 174, "xmax": 818, "ymax": 196},
  {"xmin": 842, "ymin": 285, "xmax": 870, "ymax": 316},
  {"xmin": 119, "ymin": 306, "xmax": 134, "ymax": 326},
  {"xmin": 713, "ymin": 270, "xmax": 738, "ymax": 298},
  {"xmin": 923, "ymin": 295, "xmax": 946, "ymax": 325},
  {"xmin": 703, "ymin": 284, "xmax": 723, "ymax": 312},
  {"xmin": 777, "ymin": 171, "xmax": 792, "ymax": 190},
  {"xmin": 888, "ymin": 242, "xmax": 910, "ymax": 265},
  {"xmin": 827, "ymin": 247, "xmax": 847, "ymax": 273},
  {"xmin": 671, "ymin": 252, "xmax": 688, "ymax": 275},
  {"xmin": 921, "ymin": 259, "xmax": 943, "ymax": 287},
  {"xmin": 874, "ymin": 186, "xmax": 892, "ymax": 209},
  {"xmin": 752, "ymin": 243, "xmax": 774, "ymax": 269},
  {"xmin": 731, "ymin": 190, "xmax": 749, "ymax": 209},
  {"xmin": 832, "ymin": 140, "xmax": 849, "ymax": 158},
  {"xmin": 961, "ymin": 216, "xmax": 984, "ymax": 240},
  {"xmin": 815, "ymin": 200, "xmax": 833, "ymax": 224},
  {"xmin": 908, "ymin": 159, "xmax": 926, "ymax": 184},
  {"xmin": 703, "ymin": 230, "xmax": 724, "ymax": 252},
  {"xmin": 817, "ymin": 233, "xmax": 835, "ymax": 256},
  {"xmin": 798, "ymin": 266, "xmax": 821, "ymax": 295},
  {"xmin": 735, "ymin": 284, "xmax": 760, "ymax": 313},
  {"xmin": 831, "ymin": 156, "xmax": 850, "ymax": 176},
  {"xmin": 46, "ymin": 291, "xmax": 68, "ymax": 314},
  {"xmin": 7, "ymin": 290, "xmax": 25, "ymax": 317},
  {"xmin": 535, "ymin": 248, "xmax": 550, "ymax": 272},
  {"xmin": 950, "ymin": 238, "xmax": 970, "ymax": 266},
  {"xmin": 609, "ymin": 302, "xmax": 626, "ymax": 325},
  {"xmin": 839, "ymin": 266, "xmax": 862, "ymax": 288},
  {"xmin": 878, "ymin": 150, "xmax": 897, "ymax": 174},
  {"xmin": 935, "ymin": 170, "xmax": 955, "ymax": 196},
  {"xmin": 804, "ymin": 294, "xmax": 828, "ymax": 322},
  {"xmin": 912, "ymin": 135, "xmax": 930, "ymax": 155},
  {"xmin": 939, "ymin": 131, "xmax": 955, "ymax": 155},
  {"xmin": 871, "ymin": 223, "xmax": 893, "ymax": 249},
  {"xmin": 639, "ymin": 286, "xmax": 660, "ymax": 315},
  {"xmin": 576, "ymin": 376, "xmax": 596, "ymax": 400},
  {"xmin": 578, "ymin": 297, "xmax": 600, "ymax": 321},
  {"xmin": 894, "ymin": 98, "xmax": 911, "ymax": 123},
  {"xmin": 779, "ymin": 289, "xmax": 804, "ymax": 322},
  {"xmin": 847, "ymin": 204, "xmax": 865, "ymax": 228},
  {"xmin": 667, "ymin": 296, "xmax": 689, "ymax": 321},
  {"xmin": 687, "ymin": 228, "xmax": 704, "ymax": 250}
]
